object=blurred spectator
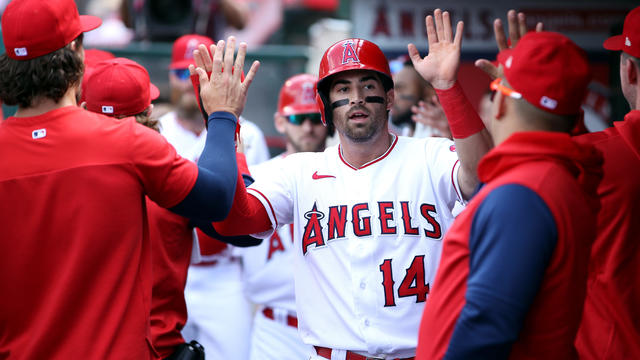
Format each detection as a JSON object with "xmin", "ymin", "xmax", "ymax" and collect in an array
[
  {"xmin": 223, "ymin": 0, "xmax": 283, "ymax": 47},
  {"xmin": 82, "ymin": 0, "xmax": 134, "ymax": 47},
  {"xmin": 390, "ymin": 60, "xmax": 451, "ymax": 139},
  {"xmin": 122, "ymin": 0, "xmax": 249, "ymax": 42}
]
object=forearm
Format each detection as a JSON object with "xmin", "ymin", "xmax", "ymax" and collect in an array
[
  {"xmin": 169, "ymin": 112, "xmax": 238, "ymax": 221},
  {"xmin": 435, "ymin": 82, "xmax": 492, "ymax": 199},
  {"xmin": 213, "ymin": 170, "xmax": 272, "ymax": 236}
]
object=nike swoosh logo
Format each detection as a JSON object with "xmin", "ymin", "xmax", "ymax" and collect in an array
[{"xmin": 312, "ymin": 171, "xmax": 336, "ymax": 180}]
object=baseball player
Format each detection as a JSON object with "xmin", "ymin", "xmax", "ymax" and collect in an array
[
  {"xmin": 79, "ymin": 48, "xmax": 115, "ymax": 104},
  {"xmin": 235, "ymin": 73, "xmax": 329, "ymax": 360},
  {"xmin": 160, "ymin": 34, "xmax": 261, "ymax": 360},
  {"xmin": 82, "ymin": 57, "xmax": 160, "ymax": 129},
  {"xmin": 0, "ymin": 0, "xmax": 259, "ymax": 354},
  {"xmin": 83, "ymin": 56, "xmax": 260, "ymax": 360},
  {"xmin": 199, "ymin": 10, "xmax": 493, "ymax": 359},
  {"xmin": 573, "ymin": 6, "xmax": 640, "ymax": 359},
  {"xmin": 416, "ymin": 30, "xmax": 602, "ymax": 359}
]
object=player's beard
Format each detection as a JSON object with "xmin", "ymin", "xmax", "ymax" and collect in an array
[
  {"xmin": 340, "ymin": 105, "xmax": 386, "ymax": 143},
  {"xmin": 176, "ymin": 92, "xmax": 201, "ymax": 122},
  {"xmin": 287, "ymin": 131, "xmax": 326, "ymax": 153}
]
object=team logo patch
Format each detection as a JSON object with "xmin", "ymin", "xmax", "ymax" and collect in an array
[
  {"xmin": 449, "ymin": 145, "xmax": 456, "ymax": 152},
  {"xmin": 341, "ymin": 40, "xmax": 360, "ymax": 65},
  {"xmin": 102, "ymin": 105, "xmax": 114, "ymax": 114},
  {"xmin": 539, "ymin": 96, "xmax": 558, "ymax": 110},
  {"xmin": 14, "ymin": 47, "xmax": 27, "ymax": 57},
  {"xmin": 32, "ymin": 128, "xmax": 46, "ymax": 139}
]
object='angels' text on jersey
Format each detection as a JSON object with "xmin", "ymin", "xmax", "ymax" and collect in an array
[{"xmin": 301, "ymin": 200, "xmax": 441, "ymax": 255}]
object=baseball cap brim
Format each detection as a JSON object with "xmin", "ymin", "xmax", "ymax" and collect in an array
[
  {"xmin": 603, "ymin": 34, "xmax": 624, "ymax": 51},
  {"xmin": 150, "ymin": 83, "xmax": 160, "ymax": 101},
  {"xmin": 79, "ymin": 15, "xmax": 103, "ymax": 34},
  {"xmin": 169, "ymin": 59, "xmax": 195, "ymax": 70}
]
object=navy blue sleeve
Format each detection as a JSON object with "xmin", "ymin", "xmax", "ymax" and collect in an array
[
  {"xmin": 190, "ymin": 168, "xmax": 260, "ymax": 247},
  {"xmin": 169, "ymin": 112, "xmax": 238, "ymax": 222},
  {"xmin": 192, "ymin": 220, "xmax": 262, "ymax": 247},
  {"xmin": 444, "ymin": 184, "xmax": 557, "ymax": 360}
]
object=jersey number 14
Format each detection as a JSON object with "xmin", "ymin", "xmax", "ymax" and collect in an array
[{"xmin": 379, "ymin": 255, "xmax": 430, "ymax": 307}]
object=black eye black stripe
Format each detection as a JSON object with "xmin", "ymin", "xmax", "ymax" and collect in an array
[{"xmin": 330, "ymin": 96, "xmax": 385, "ymax": 109}]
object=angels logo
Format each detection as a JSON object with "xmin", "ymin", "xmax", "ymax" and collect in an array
[
  {"xmin": 341, "ymin": 40, "xmax": 360, "ymax": 65},
  {"xmin": 184, "ymin": 39, "xmax": 199, "ymax": 60},
  {"xmin": 299, "ymin": 81, "xmax": 316, "ymax": 105},
  {"xmin": 301, "ymin": 203, "xmax": 325, "ymax": 255}
]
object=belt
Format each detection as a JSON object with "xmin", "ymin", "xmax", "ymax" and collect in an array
[
  {"xmin": 314, "ymin": 346, "xmax": 415, "ymax": 360},
  {"xmin": 262, "ymin": 307, "xmax": 298, "ymax": 328},
  {"xmin": 193, "ymin": 259, "xmax": 218, "ymax": 267}
]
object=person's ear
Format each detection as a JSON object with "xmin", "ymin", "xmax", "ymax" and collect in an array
[
  {"xmin": 492, "ymin": 91, "xmax": 506, "ymax": 121},
  {"xmin": 274, "ymin": 113, "xmax": 286, "ymax": 134},
  {"xmin": 386, "ymin": 89, "xmax": 395, "ymax": 111},
  {"xmin": 625, "ymin": 57, "xmax": 638, "ymax": 85},
  {"xmin": 145, "ymin": 104, "xmax": 154, "ymax": 117}
]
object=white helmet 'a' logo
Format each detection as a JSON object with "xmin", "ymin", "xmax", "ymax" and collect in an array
[
  {"xmin": 341, "ymin": 41, "xmax": 360, "ymax": 64},
  {"xmin": 626, "ymin": 36, "xmax": 632, "ymax": 47},
  {"xmin": 540, "ymin": 96, "xmax": 558, "ymax": 110},
  {"xmin": 505, "ymin": 55, "xmax": 513, "ymax": 69},
  {"xmin": 300, "ymin": 82, "xmax": 315, "ymax": 104},
  {"xmin": 184, "ymin": 39, "xmax": 199, "ymax": 60}
]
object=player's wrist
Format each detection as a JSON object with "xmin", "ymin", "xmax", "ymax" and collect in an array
[{"xmin": 435, "ymin": 82, "xmax": 485, "ymax": 139}]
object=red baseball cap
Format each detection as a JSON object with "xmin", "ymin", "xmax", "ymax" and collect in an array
[
  {"xmin": 84, "ymin": 58, "xmax": 160, "ymax": 117},
  {"xmin": 170, "ymin": 34, "xmax": 215, "ymax": 70},
  {"xmin": 1, "ymin": 0, "xmax": 101, "ymax": 60},
  {"xmin": 497, "ymin": 31, "xmax": 591, "ymax": 116},
  {"xmin": 80, "ymin": 49, "xmax": 116, "ymax": 104},
  {"xmin": 603, "ymin": 6, "xmax": 640, "ymax": 58}
]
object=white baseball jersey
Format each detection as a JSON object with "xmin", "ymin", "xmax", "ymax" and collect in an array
[
  {"xmin": 247, "ymin": 134, "xmax": 462, "ymax": 358},
  {"xmin": 160, "ymin": 112, "xmax": 270, "ymax": 166},
  {"xmin": 237, "ymin": 154, "xmax": 298, "ymax": 310},
  {"xmin": 235, "ymin": 154, "xmax": 313, "ymax": 360}
]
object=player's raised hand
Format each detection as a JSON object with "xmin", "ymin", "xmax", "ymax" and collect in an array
[
  {"xmin": 189, "ymin": 36, "xmax": 260, "ymax": 118},
  {"xmin": 475, "ymin": 10, "xmax": 544, "ymax": 79},
  {"xmin": 408, "ymin": 9, "xmax": 463, "ymax": 90}
]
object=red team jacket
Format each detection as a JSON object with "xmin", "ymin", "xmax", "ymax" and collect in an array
[
  {"xmin": 417, "ymin": 132, "xmax": 602, "ymax": 359},
  {"xmin": 0, "ymin": 107, "xmax": 198, "ymax": 359},
  {"xmin": 574, "ymin": 110, "xmax": 640, "ymax": 359}
]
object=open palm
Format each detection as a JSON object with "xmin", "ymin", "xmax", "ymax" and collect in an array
[{"xmin": 408, "ymin": 9, "xmax": 463, "ymax": 90}]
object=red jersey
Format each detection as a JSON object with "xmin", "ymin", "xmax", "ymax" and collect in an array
[
  {"xmin": 574, "ymin": 110, "xmax": 640, "ymax": 359},
  {"xmin": 147, "ymin": 199, "xmax": 194, "ymax": 359},
  {"xmin": 417, "ymin": 132, "xmax": 601, "ymax": 359},
  {"xmin": 0, "ymin": 107, "xmax": 198, "ymax": 360}
]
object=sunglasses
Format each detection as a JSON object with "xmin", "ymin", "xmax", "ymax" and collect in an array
[
  {"xmin": 285, "ymin": 113, "xmax": 323, "ymax": 125},
  {"xmin": 171, "ymin": 68, "xmax": 191, "ymax": 81},
  {"xmin": 489, "ymin": 77, "xmax": 522, "ymax": 101}
]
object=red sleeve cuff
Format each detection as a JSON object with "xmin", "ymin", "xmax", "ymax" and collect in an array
[{"xmin": 435, "ymin": 82, "xmax": 485, "ymax": 139}]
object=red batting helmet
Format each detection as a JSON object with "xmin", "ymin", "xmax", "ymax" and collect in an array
[
  {"xmin": 315, "ymin": 38, "xmax": 393, "ymax": 126},
  {"xmin": 278, "ymin": 74, "xmax": 320, "ymax": 116}
]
